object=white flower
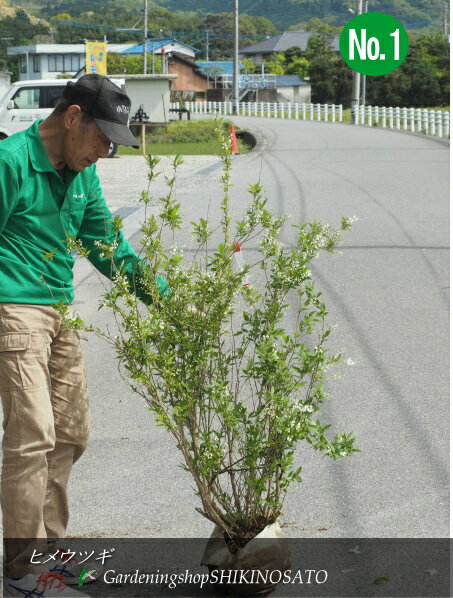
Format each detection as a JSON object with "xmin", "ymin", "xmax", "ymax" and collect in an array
[{"xmin": 345, "ymin": 358, "xmax": 355, "ymax": 366}]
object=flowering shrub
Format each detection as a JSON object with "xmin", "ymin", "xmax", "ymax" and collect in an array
[{"xmin": 58, "ymin": 123, "xmax": 358, "ymax": 544}]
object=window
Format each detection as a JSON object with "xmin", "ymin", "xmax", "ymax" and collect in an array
[
  {"xmin": 72, "ymin": 55, "xmax": 80, "ymax": 71},
  {"xmin": 20, "ymin": 55, "xmax": 27, "ymax": 74},
  {"xmin": 11, "ymin": 87, "xmax": 40, "ymax": 109},
  {"xmin": 64, "ymin": 54, "xmax": 72, "ymax": 72},
  {"xmin": 48, "ymin": 54, "xmax": 65, "ymax": 72},
  {"xmin": 48, "ymin": 53, "xmax": 80, "ymax": 73},
  {"xmin": 32, "ymin": 55, "xmax": 40, "ymax": 73}
]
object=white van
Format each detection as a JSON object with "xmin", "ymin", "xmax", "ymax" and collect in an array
[{"xmin": 0, "ymin": 79, "xmax": 118, "ymax": 157}]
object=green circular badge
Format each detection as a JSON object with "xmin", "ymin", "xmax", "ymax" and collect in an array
[{"xmin": 339, "ymin": 12, "xmax": 409, "ymax": 76}]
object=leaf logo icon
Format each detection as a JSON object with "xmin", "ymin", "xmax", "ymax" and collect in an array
[{"xmin": 78, "ymin": 566, "xmax": 97, "ymax": 587}]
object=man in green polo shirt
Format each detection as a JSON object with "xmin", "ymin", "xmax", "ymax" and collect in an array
[{"xmin": 0, "ymin": 75, "xmax": 166, "ymax": 597}]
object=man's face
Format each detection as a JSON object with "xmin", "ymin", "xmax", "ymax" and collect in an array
[{"xmin": 63, "ymin": 109, "xmax": 112, "ymax": 172}]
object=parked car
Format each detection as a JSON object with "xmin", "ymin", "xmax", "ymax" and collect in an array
[{"xmin": 0, "ymin": 79, "xmax": 119, "ymax": 157}]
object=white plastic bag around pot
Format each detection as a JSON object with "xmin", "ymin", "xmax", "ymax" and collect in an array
[{"xmin": 201, "ymin": 521, "xmax": 291, "ymax": 596}]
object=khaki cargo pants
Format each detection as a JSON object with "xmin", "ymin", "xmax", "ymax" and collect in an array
[{"xmin": 0, "ymin": 303, "xmax": 89, "ymax": 578}]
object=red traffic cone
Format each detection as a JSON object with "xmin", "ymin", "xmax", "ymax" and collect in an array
[{"xmin": 230, "ymin": 125, "xmax": 240, "ymax": 155}]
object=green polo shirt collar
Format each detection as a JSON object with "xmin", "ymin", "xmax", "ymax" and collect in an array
[{"xmin": 26, "ymin": 119, "xmax": 59, "ymax": 174}]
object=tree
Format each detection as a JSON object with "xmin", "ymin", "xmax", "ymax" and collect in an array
[
  {"xmin": 287, "ymin": 56, "xmax": 310, "ymax": 79},
  {"xmin": 304, "ymin": 17, "xmax": 341, "ymax": 35},
  {"xmin": 240, "ymin": 58, "xmax": 257, "ymax": 75},
  {"xmin": 202, "ymin": 12, "xmax": 276, "ymax": 60},
  {"xmin": 365, "ymin": 34, "xmax": 448, "ymax": 107},
  {"xmin": 303, "ymin": 35, "xmax": 335, "ymax": 61},
  {"xmin": 107, "ymin": 53, "xmax": 163, "ymax": 75},
  {"xmin": 284, "ymin": 46, "xmax": 304, "ymax": 62},
  {"xmin": 263, "ymin": 52, "xmax": 286, "ymax": 75},
  {"xmin": 308, "ymin": 54, "xmax": 337, "ymax": 103}
]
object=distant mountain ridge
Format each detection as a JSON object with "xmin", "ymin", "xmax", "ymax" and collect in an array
[
  {"xmin": 5, "ymin": 0, "xmax": 446, "ymax": 32},
  {"xmin": 157, "ymin": 0, "xmax": 444, "ymax": 30}
]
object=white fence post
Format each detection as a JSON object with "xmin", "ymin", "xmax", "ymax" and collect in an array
[
  {"xmin": 388, "ymin": 107, "xmax": 394, "ymax": 129},
  {"xmin": 280, "ymin": 103, "xmax": 284, "ymax": 118},
  {"xmin": 431, "ymin": 110, "xmax": 442, "ymax": 137},
  {"xmin": 436, "ymin": 111, "xmax": 442, "ymax": 137},
  {"xmin": 338, "ymin": 104, "xmax": 343, "ymax": 122},
  {"xmin": 409, "ymin": 107, "xmax": 415, "ymax": 132},
  {"xmin": 429, "ymin": 110, "xmax": 436, "ymax": 135},
  {"xmin": 302, "ymin": 103, "xmax": 306, "ymax": 120},
  {"xmin": 422, "ymin": 109, "xmax": 428, "ymax": 134},
  {"xmin": 295, "ymin": 103, "xmax": 299, "ymax": 119},
  {"xmin": 316, "ymin": 103, "xmax": 321, "ymax": 121},
  {"xmin": 402, "ymin": 107, "xmax": 407, "ymax": 131},
  {"xmin": 395, "ymin": 106, "xmax": 400, "ymax": 129},
  {"xmin": 360, "ymin": 105, "xmax": 365, "ymax": 125},
  {"xmin": 310, "ymin": 103, "xmax": 314, "ymax": 120},
  {"xmin": 416, "ymin": 109, "xmax": 422, "ymax": 132},
  {"xmin": 443, "ymin": 112, "xmax": 449, "ymax": 138}
]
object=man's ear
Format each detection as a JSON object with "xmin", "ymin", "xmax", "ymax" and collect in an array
[{"xmin": 64, "ymin": 105, "xmax": 83, "ymax": 130}]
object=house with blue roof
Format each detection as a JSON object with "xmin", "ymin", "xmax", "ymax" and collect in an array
[
  {"xmin": 120, "ymin": 38, "xmax": 200, "ymax": 60},
  {"xmin": 197, "ymin": 60, "xmax": 311, "ymax": 103}
]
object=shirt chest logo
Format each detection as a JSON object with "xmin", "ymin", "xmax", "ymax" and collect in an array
[{"xmin": 73, "ymin": 194, "xmax": 85, "ymax": 199}]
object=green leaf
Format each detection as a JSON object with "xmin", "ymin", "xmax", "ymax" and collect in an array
[{"xmin": 373, "ymin": 577, "xmax": 390, "ymax": 585}]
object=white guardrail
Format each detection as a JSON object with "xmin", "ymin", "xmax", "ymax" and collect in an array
[{"xmin": 170, "ymin": 101, "xmax": 450, "ymax": 139}]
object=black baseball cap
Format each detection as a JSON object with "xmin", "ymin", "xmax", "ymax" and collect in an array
[{"xmin": 63, "ymin": 74, "xmax": 139, "ymax": 148}]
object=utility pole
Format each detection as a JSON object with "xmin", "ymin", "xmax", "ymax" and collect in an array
[
  {"xmin": 361, "ymin": 0, "xmax": 368, "ymax": 106},
  {"xmin": 351, "ymin": 0, "xmax": 363, "ymax": 124},
  {"xmin": 143, "ymin": 0, "xmax": 148, "ymax": 74},
  {"xmin": 206, "ymin": 28, "xmax": 210, "ymax": 61},
  {"xmin": 233, "ymin": 0, "xmax": 239, "ymax": 115},
  {"xmin": 444, "ymin": 2, "xmax": 448, "ymax": 37}
]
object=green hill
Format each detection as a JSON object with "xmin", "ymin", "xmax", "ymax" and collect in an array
[
  {"xmin": 158, "ymin": 0, "xmax": 445, "ymax": 31},
  {"xmin": 8, "ymin": 0, "xmax": 447, "ymax": 31}
]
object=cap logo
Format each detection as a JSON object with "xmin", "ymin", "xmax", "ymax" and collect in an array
[{"xmin": 116, "ymin": 105, "xmax": 130, "ymax": 114}]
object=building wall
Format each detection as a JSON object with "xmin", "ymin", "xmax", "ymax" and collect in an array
[
  {"xmin": 168, "ymin": 60, "xmax": 209, "ymax": 92},
  {"xmin": 18, "ymin": 52, "xmax": 85, "ymax": 81},
  {"xmin": 277, "ymin": 85, "xmax": 311, "ymax": 103}
]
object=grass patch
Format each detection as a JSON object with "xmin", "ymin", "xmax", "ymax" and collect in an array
[{"xmin": 119, "ymin": 118, "xmax": 251, "ymax": 155}]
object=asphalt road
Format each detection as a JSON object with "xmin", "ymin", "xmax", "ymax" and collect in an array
[
  {"xmin": 3, "ymin": 119, "xmax": 448, "ymax": 552},
  {"xmin": 67, "ymin": 118, "xmax": 449, "ymax": 542}
]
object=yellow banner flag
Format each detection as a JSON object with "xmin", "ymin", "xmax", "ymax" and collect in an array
[{"xmin": 86, "ymin": 42, "xmax": 107, "ymax": 75}]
